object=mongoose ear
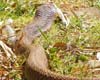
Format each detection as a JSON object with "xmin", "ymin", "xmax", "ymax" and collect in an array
[{"xmin": 53, "ymin": 3, "xmax": 70, "ymax": 27}]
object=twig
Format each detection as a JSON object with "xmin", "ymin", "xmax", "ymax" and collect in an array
[{"xmin": 0, "ymin": 40, "xmax": 16, "ymax": 61}]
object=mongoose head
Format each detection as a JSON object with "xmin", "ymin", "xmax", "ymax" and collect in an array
[{"xmin": 34, "ymin": 2, "xmax": 69, "ymax": 27}]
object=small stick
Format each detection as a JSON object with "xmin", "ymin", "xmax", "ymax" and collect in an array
[{"xmin": 0, "ymin": 40, "xmax": 16, "ymax": 61}]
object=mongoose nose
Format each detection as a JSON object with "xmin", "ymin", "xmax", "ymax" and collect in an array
[
  {"xmin": 62, "ymin": 17, "xmax": 70, "ymax": 27},
  {"xmin": 63, "ymin": 21, "xmax": 67, "ymax": 26}
]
